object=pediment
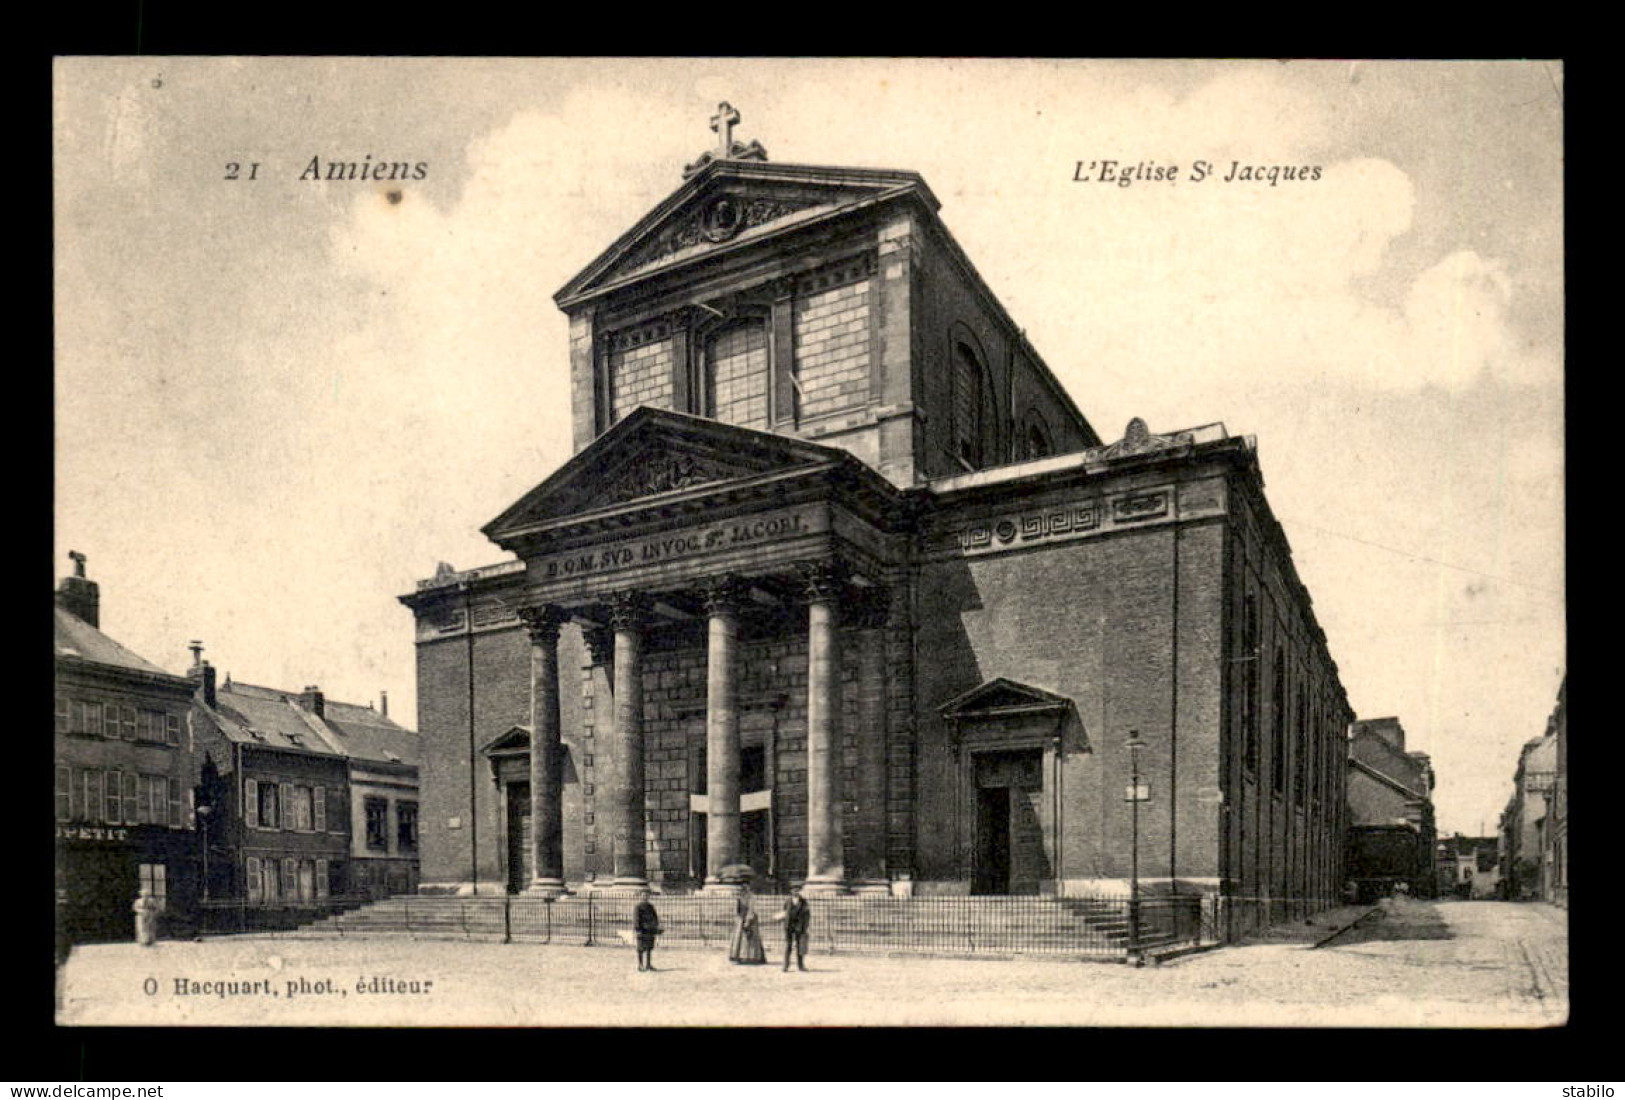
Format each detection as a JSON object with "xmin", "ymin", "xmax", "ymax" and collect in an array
[
  {"xmin": 556, "ymin": 161, "xmax": 932, "ymax": 307},
  {"xmin": 938, "ymin": 678, "xmax": 1075, "ymax": 720},
  {"xmin": 482, "ymin": 726, "xmax": 531, "ymax": 755},
  {"xmin": 483, "ymin": 407, "xmax": 852, "ymax": 544}
]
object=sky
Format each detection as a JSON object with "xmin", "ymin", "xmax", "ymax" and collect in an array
[{"xmin": 53, "ymin": 58, "xmax": 1564, "ymax": 839}]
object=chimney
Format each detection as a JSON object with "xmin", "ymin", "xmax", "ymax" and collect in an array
[
  {"xmin": 55, "ymin": 551, "xmax": 100, "ymax": 628},
  {"xmin": 296, "ymin": 685, "xmax": 325, "ymax": 717},
  {"xmin": 379, "ymin": 690, "xmax": 389, "ymax": 718},
  {"xmin": 187, "ymin": 641, "xmax": 217, "ymax": 709}
]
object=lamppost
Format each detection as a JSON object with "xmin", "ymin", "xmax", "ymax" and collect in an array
[
  {"xmin": 197, "ymin": 804, "xmax": 212, "ymax": 902},
  {"xmin": 1126, "ymin": 730, "xmax": 1146, "ymax": 967}
]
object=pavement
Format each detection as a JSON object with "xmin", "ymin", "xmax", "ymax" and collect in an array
[{"xmin": 56, "ymin": 898, "xmax": 1568, "ymax": 1028}]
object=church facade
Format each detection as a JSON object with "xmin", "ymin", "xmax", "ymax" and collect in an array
[{"xmin": 402, "ymin": 107, "xmax": 1351, "ymax": 902}]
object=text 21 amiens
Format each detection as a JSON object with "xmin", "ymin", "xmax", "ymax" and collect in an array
[{"xmin": 300, "ymin": 156, "xmax": 427, "ymax": 182}]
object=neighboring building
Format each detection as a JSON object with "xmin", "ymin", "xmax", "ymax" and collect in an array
[
  {"xmin": 191, "ymin": 666, "xmax": 353, "ymax": 919},
  {"xmin": 1346, "ymin": 717, "xmax": 1438, "ymax": 898},
  {"xmin": 54, "ymin": 554, "xmax": 202, "ymax": 943},
  {"xmin": 1545, "ymin": 676, "xmax": 1567, "ymax": 908},
  {"xmin": 321, "ymin": 691, "xmax": 422, "ymax": 899},
  {"xmin": 191, "ymin": 660, "xmax": 420, "ymax": 920},
  {"xmin": 1436, "ymin": 834, "xmax": 1500, "ymax": 900},
  {"xmin": 1500, "ymin": 712, "xmax": 1559, "ymax": 902},
  {"xmin": 401, "ymin": 106, "xmax": 1352, "ymax": 909}
]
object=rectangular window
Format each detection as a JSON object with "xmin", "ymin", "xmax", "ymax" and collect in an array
[
  {"xmin": 55, "ymin": 697, "xmax": 70, "ymax": 734},
  {"xmin": 246, "ymin": 856, "xmax": 263, "ymax": 902},
  {"xmin": 280, "ymin": 783, "xmax": 294, "ymax": 827},
  {"xmin": 121, "ymin": 705, "xmax": 137, "ymax": 741},
  {"xmin": 85, "ymin": 701, "xmax": 103, "ymax": 737},
  {"xmin": 259, "ymin": 781, "xmax": 281, "ymax": 830},
  {"xmin": 397, "ymin": 801, "xmax": 419, "ymax": 852},
  {"xmin": 55, "ymin": 766, "xmax": 71, "ymax": 822},
  {"xmin": 244, "ymin": 778, "xmax": 259, "ymax": 828},
  {"xmin": 147, "ymin": 776, "xmax": 167, "ymax": 828},
  {"xmin": 169, "ymin": 777, "xmax": 183, "ymax": 829},
  {"xmin": 292, "ymin": 786, "xmax": 312, "ymax": 832},
  {"xmin": 165, "ymin": 714, "xmax": 181, "ymax": 745},
  {"xmin": 298, "ymin": 859, "xmax": 315, "ymax": 903},
  {"xmin": 138, "ymin": 863, "xmax": 167, "ymax": 912},
  {"xmin": 365, "ymin": 797, "xmax": 389, "ymax": 851},
  {"xmin": 83, "ymin": 770, "xmax": 101, "ymax": 823},
  {"xmin": 262, "ymin": 857, "xmax": 279, "ymax": 902},
  {"xmin": 316, "ymin": 858, "xmax": 330, "ymax": 899},
  {"xmin": 105, "ymin": 769, "xmax": 123, "ymax": 823},
  {"xmin": 283, "ymin": 858, "xmax": 297, "ymax": 902},
  {"xmin": 313, "ymin": 786, "xmax": 327, "ymax": 833},
  {"xmin": 122, "ymin": 771, "xmax": 139, "ymax": 825}
]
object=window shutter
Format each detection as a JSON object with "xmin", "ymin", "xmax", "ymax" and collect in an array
[
  {"xmin": 56, "ymin": 766, "xmax": 71, "ymax": 822},
  {"xmin": 247, "ymin": 857, "xmax": 262, "ymax": 902},
  {"xmin": 106, "ymin": 770, "xmax": 123, "ymax": 823},
  {"xmin": 280, "ymin": 783, "xmax": 293, "ymax": 831},
  {"xmin": 168, "ymin": 777, "xmax": 182, "ymax": 828},
  {"xmin": 244, "ymin": 779, "xmax": 259, "ymax": 829},
  {"xmin": 316, "ymin": 858, "xmax": 329, "ymax": 899},
  {"xmin": 314, "ymin": 786, "xmax": 326, "ymax": 832},
  {"xmin": 123, "ymin": 772, "xmax": 139, "ymax": 825},
  {"xmin": 283, "ymin": 858, "xmax": 296, "ymax": 898}
]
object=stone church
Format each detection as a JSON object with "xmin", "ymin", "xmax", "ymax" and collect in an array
[{"xmin": 402, "ymin": 105, "xmax": 1352, "ymax": 902}]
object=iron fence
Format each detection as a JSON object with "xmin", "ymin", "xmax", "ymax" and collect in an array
[{"xmin": 201, "ymin": 890, "xmax": 1352, "ymax": 955}]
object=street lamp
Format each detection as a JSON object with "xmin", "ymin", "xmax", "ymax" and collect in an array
[
  {"xmin": 197, "ymin": 804, "xmax": 212, "ymax": 903},
  {"xmin": 1126, "ymin": 730, "xmax": 1147, "ymax": 967}
]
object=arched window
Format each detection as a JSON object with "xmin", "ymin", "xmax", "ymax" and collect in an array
[
  {"xmin": 952, "ymin": 341, "xmax": 987, "ymax": 469},
  {"xmin": 1022, "ymin": 409, "xmax": 1054, "ymax": 460},
  {"xmin": 706, "ymin": 318, "xmax": 769, "ymax": 429}
]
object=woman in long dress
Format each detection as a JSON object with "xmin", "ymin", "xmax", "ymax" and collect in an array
[{"xmin": 728, "ymin": 891, "xmax": 767, "ymax": 965}]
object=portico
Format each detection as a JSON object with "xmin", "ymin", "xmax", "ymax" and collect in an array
[{"xmin": 482, "ymin": 409, "xmax": 906, "ymax": 897}]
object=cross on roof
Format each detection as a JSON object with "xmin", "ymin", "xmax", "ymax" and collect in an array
[{"xmin": 711, "ymin": 102, "xmax": 741, "ymax": 156}]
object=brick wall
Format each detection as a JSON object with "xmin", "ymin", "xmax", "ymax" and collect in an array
[
  {"xmin": 793, "ymin": 277, "xmax": 872, "ymax": 420},
  {"xmin": 608, "ymin": 335, "xmax": 674, "ymax": 423}
]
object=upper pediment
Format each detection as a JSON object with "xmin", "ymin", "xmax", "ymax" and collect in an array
[
  {"xmin": 482, "ymin": 407, "xmax": 857, "ymax": 546},
  {"xmin": 555, "ymin": 160, "xmax": 935, "ymax": 309}
]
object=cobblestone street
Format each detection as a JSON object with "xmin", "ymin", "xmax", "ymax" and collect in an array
[{"xmin": 57, "ymin": 898, "xmax": 1567, "ymax": 1028}]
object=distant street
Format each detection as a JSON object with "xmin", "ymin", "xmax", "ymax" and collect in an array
[{"xmin": 58, "ymin": 898, "xmax": 1566, "ymax": 1028}]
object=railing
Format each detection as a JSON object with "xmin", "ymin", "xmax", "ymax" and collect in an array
[
  {"xmin": 262, "ymin": 892, "xmax": 1229, "ymax": 958},
  {"xmin": 198, "ymin": 896, "xmax": 372, "ymax": 936},
  {"xmin": 202, "ymin": 890, "xmax": 1352, "ymax": 955},
  {"xmin": 1202, "ymin": 895, "xmax": 1344, "ymax": 941}
]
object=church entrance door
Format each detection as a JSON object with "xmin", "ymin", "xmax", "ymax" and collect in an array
[
  {"xmin": 506, "ymin": 782, "xmax": 532, "ymax": 894},
  {"xmin": 971, "ymin": 749, "xmax": 1046, "ymax": 895}
]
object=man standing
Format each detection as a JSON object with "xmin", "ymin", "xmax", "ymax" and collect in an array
[
  {"xmin": 778, "ymin": 887, "xmax": 810, "ymax": 972},
  {"xmin": 633, "ymin": 890, "xmax": 661, "ymax": 972}
]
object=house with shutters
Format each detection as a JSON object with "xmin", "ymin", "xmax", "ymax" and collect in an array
[
  {"xmin": 190, "ymin": 655, "xmax": 419, "ymax": 919},
  {"xmin": 191, "ymin": 664, "xmax": 354, "ymax": 918},
  {"xmin": 54, "ymin": 553, "xmax": 203, "ymax": 944}
]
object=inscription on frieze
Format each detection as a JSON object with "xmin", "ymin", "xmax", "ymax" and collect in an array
[{"xmin": 535, "ymin": 506, "xmax": 824, "ymax": 582}]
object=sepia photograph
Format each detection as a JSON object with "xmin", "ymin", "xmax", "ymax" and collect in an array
[{"xmin": 51, "ymin": 57, "xmax": 1565, "ymax": 1030}]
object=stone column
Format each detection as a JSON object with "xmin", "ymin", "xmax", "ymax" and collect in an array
[
  {"xmin": 850, "ymin": 586, "xmax": 891, "ymax": 894},
  {"xmin": 607, "ymin": 591, "xmax": 651, "ymax": 890},
  {"xmin": 701, "ymin": 576, "xmax": 747, "ymax": 892},
  {"xmin": 518, "ymin": 605, "xmax": 569, "ymax": 896},
  {"xmin": 799, "ymin": 560, "xmax": 848, "ymax": 895}
]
